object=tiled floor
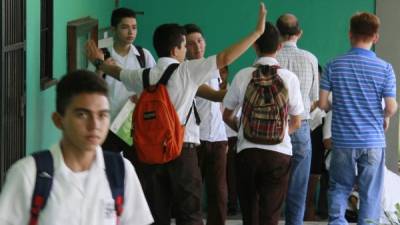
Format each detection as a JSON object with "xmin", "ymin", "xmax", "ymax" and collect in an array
[
  {"xmin": 171, "ymin": 219, "xmax": 341, "ymax": 225},
  {"xmin": 225, "ymin": 220, "xmax": 331, "ymax": 225}
]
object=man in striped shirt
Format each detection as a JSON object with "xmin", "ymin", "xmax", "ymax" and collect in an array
[
  {"xmin": 319, "ymin": 12, "xmax": 397, "ymax": 225},
  {"xmin": 276, "ymin": 14, "xmax": 319, "ymax": 225}
]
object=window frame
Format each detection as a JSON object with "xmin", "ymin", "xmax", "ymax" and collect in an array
[{"xmin": 40, "ymin": 0, "xmax": 57, "ymax": 90}]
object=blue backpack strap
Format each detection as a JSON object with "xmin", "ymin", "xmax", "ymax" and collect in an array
[
  {"xmin": 103, "ymin": 151, "xmax": 125, "ymax": 222},
  {"xmin": 30, "ymin": 150, "xmax": 54, "ymax": 225}
]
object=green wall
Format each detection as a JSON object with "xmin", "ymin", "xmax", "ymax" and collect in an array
[
  {"xmin": 26, "ymin": 0, "xmax": 116, "ymax": 154},
  {"xmin": 123, "ymin": 0, "xmax": 375, "ymax": 77},
  {"xmin": 26, "ymin": 0, "xmax": 375, "ymax": 154}
]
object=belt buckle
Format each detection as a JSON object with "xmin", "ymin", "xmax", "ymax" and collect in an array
[{"xmin": 183, "ymin": 142, "xmax": 195, "ymax": 149}]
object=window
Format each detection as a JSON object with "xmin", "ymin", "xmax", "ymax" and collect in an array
[
  {"xmin": 67, "ymin": 17, "xmax": 98, "ymax": 72},
  {"xmin": 40, "ymin": 0, "xmax": 56, "ymax": 90}
]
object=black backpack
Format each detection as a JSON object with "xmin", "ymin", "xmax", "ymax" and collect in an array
[{"xmin": 28, "ymin": 150, "xmax": 125, "ymax": 225}]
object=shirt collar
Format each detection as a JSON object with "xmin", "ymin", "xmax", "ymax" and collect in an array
[
  {"xmin": 282, "ymin": 41, "xmax": 297, "ymax": 48},
  {"xmin": 131, "ymin": 44, "xmax": 140, "ymax": 56},
  {"xmin": 51, "ymin": 143, "xmax": 105, "ymax": 176},
  {"xmin": 111, "ymin": 44, "xmax": 139, "ymax": 57},
  {"xmin": 253, "ymin": 56, "xmax": 280, "ymax": 66},
  {"xmin": 157, "ymin": 57, "xmax": 180, "ymax": 69},
  {"xmin": 349, "ymin": 47, "xmax": 376, "ymax": 57}
]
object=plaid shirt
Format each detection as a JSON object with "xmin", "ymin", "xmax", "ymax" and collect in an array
[{"xmin": 276, "ymin": 41, "xmax": 319, "ymax": 119}]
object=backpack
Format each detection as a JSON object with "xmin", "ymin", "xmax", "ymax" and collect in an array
[
  {"xmin": 101, "ymin": 45, "xmax": 146, "ymax": 68},
  {"xmin": 134, "ymin": 45, "xmax": 146, "ymax": 68},
  {"xmin": 241, "ymin": 64, "xmax": 289, "ymax": 145},
  {"xmin": 133, "ymin": 63, "xmax": 198, "ymax": 164},
  {"xmin": 29, "ymin": 150, "xmax": 125, "ymax": 225}
]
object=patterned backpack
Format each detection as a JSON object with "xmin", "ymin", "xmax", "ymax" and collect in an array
[{"xmin": 241, "ymin": 64, "xmax": 289, "ymax": 144}]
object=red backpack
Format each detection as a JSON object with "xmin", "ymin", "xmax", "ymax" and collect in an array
[
  {"xmin": 241, "ymin": 64, "xmax": 289, "ymax": 145},
  {"xmin": 133, "ymin": 63, "xmax": 188, "ymax": 164}
]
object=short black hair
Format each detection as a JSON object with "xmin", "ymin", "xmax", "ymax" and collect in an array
[
  {"xmin": 56, "ymin": 70, "xmax": 108, "ymax": 115},
  {"xmin": 183, "ymin": 24, "xmax": 203, "ymax": 35},
  {"xmin": 276, "ymin": 14, "xmax": 301, "ymax": 36},
  {"xmin": 153, "ymin": 23, "xmax": 186, "ymax": 58},
  {"xmin": 111, "ymin": 7, "xmax": 136, "ymax": 27},
  {"xmin": 255, "ymin": 22, "xmax": 280, "ymax": 55}
]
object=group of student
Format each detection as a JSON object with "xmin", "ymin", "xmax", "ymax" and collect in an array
[{"xmin": 0, "ymin": 2, "xmax": 398, "ymax": 225}]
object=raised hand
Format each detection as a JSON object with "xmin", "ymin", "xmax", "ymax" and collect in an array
[
  {"xmin": 85, "ymin": 40, "xmax": 104, "ymax": 63},
  {"xmin": 215, "ymin": 2, "xmax": 268, "ymax": 69},
  {"xmin": 255, "ymin": 2, "xmax": 267, "ymax": 36}
]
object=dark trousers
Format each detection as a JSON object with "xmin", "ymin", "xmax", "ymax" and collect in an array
[
  {"xmin": 226, "ymin": 137, "xmax": 238, "ymax": 211},
  {"xmin": 197, "ymin": 140, "xmax": 228, "ymax": 225},
  {"xmin": 137, "ymin": 145, "xmax": 203, "ymax": 225},
  {"xmin": 310, "ymin": 123, "xmax": 324, "ymax": 175},
  {"xmin": 236, "ymin": 148, "xmax": 291, "ymax": 225}
]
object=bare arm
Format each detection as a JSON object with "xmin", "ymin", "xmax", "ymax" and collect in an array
[
  {"xmin": 383, "ymin": 97, "xmax": 397, "ymax": 131},
  {"xmin": 223, "ymin": 108, "xmax": 239, "ymax": 132},
  {"xmin": 310, "ymin": 101, "xmax": 318, "ymax": 113},
  {"xmin": 85, "ymin": 40, "xmax": 122, "ymax": 80},
  {"xmin": 98, "ymin": 63, "xmax": 123, "ymax": 80},
  {"xmin": 384, "ymin": 97, "xmax": 398, "ymax": 118},
  {"xmin": 323, "ymin": 138, "xmax": 332, "ymax": 150},
  {"xmin": 318, "ymin": 90, "xmax": 331, "ymax": 112},
  {"xmin": 96, "ymin": 58, "xmax": 118, "ymax": 77},
  {"xmin": 216, "ymin": 3, "xmax": 267, "ymax": 69},
  {"xmin": 288, "ymin": 115, "xmax": 302, "ymax": 134},
  {"xmin": 196, "ymin": 84, "xmax": 227, "ymax": 102},
  {"xmin": 95, "ymin": 69, "xmax": 105, "ymax": 77}
]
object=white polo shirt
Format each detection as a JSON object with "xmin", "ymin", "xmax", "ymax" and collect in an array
[
  {"xmin": 223, "ymin": 57, "xmax": 304, "ymax": 156},
  {"xmin": 120, "ymin": 56, "xmax": 218, "ymax": 144},
  {"xmin": 196, "ymin": 71, "xmax": 227, "ymax": 142},
  {"xmin": 104, "ymin": 45, "xmax": 156, "ymax": 121},
  {"xmin": 0, "ymin": 144, "xmax": 153, "ymax": 225}
]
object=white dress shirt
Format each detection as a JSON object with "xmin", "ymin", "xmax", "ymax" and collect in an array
[
  {"xmin": 105, "ymin": 45, "xmax": 156, "ymax": 120},
  {"xmin": 120, "ymin": 56, "xmax": 218, "ymax": 144},
  {"xmin": 0, "ymin": 143, "xmax": 153, "ymax": 225},
  {"xmin": 196, "ymin": 71, "xmax": 227, "ymax": 142}
]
